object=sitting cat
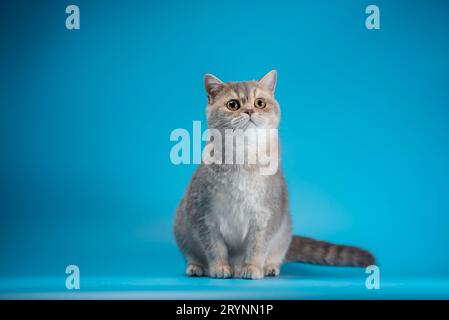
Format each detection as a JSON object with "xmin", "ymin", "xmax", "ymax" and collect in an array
[{"xmin": 173, "ymin": 70, "xmax": 374, "ymax": 279}]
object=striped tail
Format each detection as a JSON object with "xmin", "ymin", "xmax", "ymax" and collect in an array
[{"xmin": 285, "ymin": 235, "xmax": 375, "ymax": 267}]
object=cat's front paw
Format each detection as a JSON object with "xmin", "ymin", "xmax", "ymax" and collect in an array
[
  {"xmin": 186, "ymin": 264, "xmax": 205, "ymax": 277},
  {"xmin": 241, "ymin": 264, "xmax": 264, "ymax": 280},
  {"xmin": 209, "ymin": 263, "xmax": 233, "ymax": 279},
  {"xmin": 264, "ymin": 264, "xmax": 280, "ymax": 277}
]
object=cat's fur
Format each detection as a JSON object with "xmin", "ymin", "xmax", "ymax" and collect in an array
[{"xmin": 173, "ymin": 71, "xmax": 375, "ymax": 279}]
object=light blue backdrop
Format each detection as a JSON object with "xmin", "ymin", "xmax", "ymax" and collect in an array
[{"xmin": 1, "ymin": 0, "xmax": 449, "ymax": 298}]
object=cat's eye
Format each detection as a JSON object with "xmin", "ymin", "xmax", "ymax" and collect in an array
[
  {"xmin": 226, "ymin": 99, "xmax": 240, "ymax": 111},
  {"xmin": 254, "ymin": 98, "xmax": 266, "ymax": 109}
]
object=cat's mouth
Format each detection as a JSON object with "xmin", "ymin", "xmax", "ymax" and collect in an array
[
  {"xmin": 230, "ymin": 115, "xmax": 261, "ymax": 130},
  {"xmin": 244, "ymin": 118, "xmax": 257, "ymax": 129}
]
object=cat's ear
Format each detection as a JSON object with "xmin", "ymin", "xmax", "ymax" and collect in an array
[
  {"xmin": 258, "ymin": 70, "xmax": 277, "ymax": 95},
  {"xmin": 204, "ymin": 73, "xmax": 225, "ymax": 102}
]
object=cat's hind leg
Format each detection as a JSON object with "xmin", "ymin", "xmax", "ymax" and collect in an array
[
  {"xmin": 180, "ymin": 243, "xmax": 208, "ymax": 277},
  {"xmin": 264, "ymin": 218, "xmax": 292, "ymax": 277},
  {"xmin": 186, "ymin": 260, "xmax": 206, "ymax": 277},
  {"xmin": 174, "ymin": 209, "xmax": 207, "ymax": 277}
]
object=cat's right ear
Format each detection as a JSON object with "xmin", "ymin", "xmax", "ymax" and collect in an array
[{"xmin": 204, "ymin": 74, "xmax": 224, "ymax": 103}]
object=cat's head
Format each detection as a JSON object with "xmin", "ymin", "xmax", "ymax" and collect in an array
[{"xmin": 204, "ymin": 70, "xmax": 280, "ymax": 130}]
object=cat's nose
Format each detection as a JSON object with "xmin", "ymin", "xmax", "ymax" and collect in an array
[{"xmin": 243, "ymin": 109, "xmax": 254, "ymax": 116}]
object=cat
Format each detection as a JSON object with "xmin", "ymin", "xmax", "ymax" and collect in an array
[{"xmin": 173, "ymin": 70, "xmax": 375, "ymax": 279}]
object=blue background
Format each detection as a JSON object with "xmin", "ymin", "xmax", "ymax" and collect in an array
[{"xmin": 1, "ymin": 0, "xmax": 449, "ymax": 298}]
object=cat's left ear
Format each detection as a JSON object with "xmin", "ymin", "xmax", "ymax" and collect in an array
[
  {"xmin": 204, "ymin": 73, "xmax": 225, "ymax": 103},
  {"xmin": 258, "ymin": 70, "xmax": 277, "ymax": 95}
]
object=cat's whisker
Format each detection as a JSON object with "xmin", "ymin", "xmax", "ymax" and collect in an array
[
  {"xmin": 232, "ymin": 117, "xmax": 250, "ymax": 129},
  {"xmin": 250, "ymin": 114, "xmax": 263, "ymax": 125},
  {"xmin": 231, "ymin": 115, "xmax": 246, "ymax": 124}
]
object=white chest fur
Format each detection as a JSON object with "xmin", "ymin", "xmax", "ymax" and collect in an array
[{"xmin": 211, "ymin": 169, "xmax": 269, "ymax": 250}]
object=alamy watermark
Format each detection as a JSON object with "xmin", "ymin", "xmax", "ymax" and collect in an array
[
  {"xmin": 169, "ymin": 121, "xmax": 279, "ymax": 175},
  {"xmin": 365, "ymin": 265, "xmax": 380, "ymax": 290},
  {"xmin": 65, "ymin": 265, "xmax": 80, "ymax": 290},
  {"xmin": 66, "ymin": 5, "xmax": 80, "ymax": 30},
  {"xmin": 63, "ymin": 4, "xmax": 380, "ymax": 32},
  {"xmin": 365, "ymin": 5, "xmax": 380, "ymax": 30}
]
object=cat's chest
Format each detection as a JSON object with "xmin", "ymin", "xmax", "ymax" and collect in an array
[{"xmin": 211, "ymin": 170, "xmax": 269, "ymax": 248}]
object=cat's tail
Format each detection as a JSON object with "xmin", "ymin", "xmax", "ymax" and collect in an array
[{"xmin": 285, "ymin": 235, "xmax": 375, "ymax": 267}]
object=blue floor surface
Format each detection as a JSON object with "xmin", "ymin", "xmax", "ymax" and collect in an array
[{"xmin": 1, "ymin": 263, "xmax": 448, "ymax": 299}]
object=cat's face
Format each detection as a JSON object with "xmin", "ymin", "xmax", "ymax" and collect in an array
[{"xmin": 204, "ymin": 70, "xmax": 280, "ymax": 130}]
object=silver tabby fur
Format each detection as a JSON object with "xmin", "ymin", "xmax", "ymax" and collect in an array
[{"xmin": 174, "ymin": 71, "xmax": 375, "ymax": 280}]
